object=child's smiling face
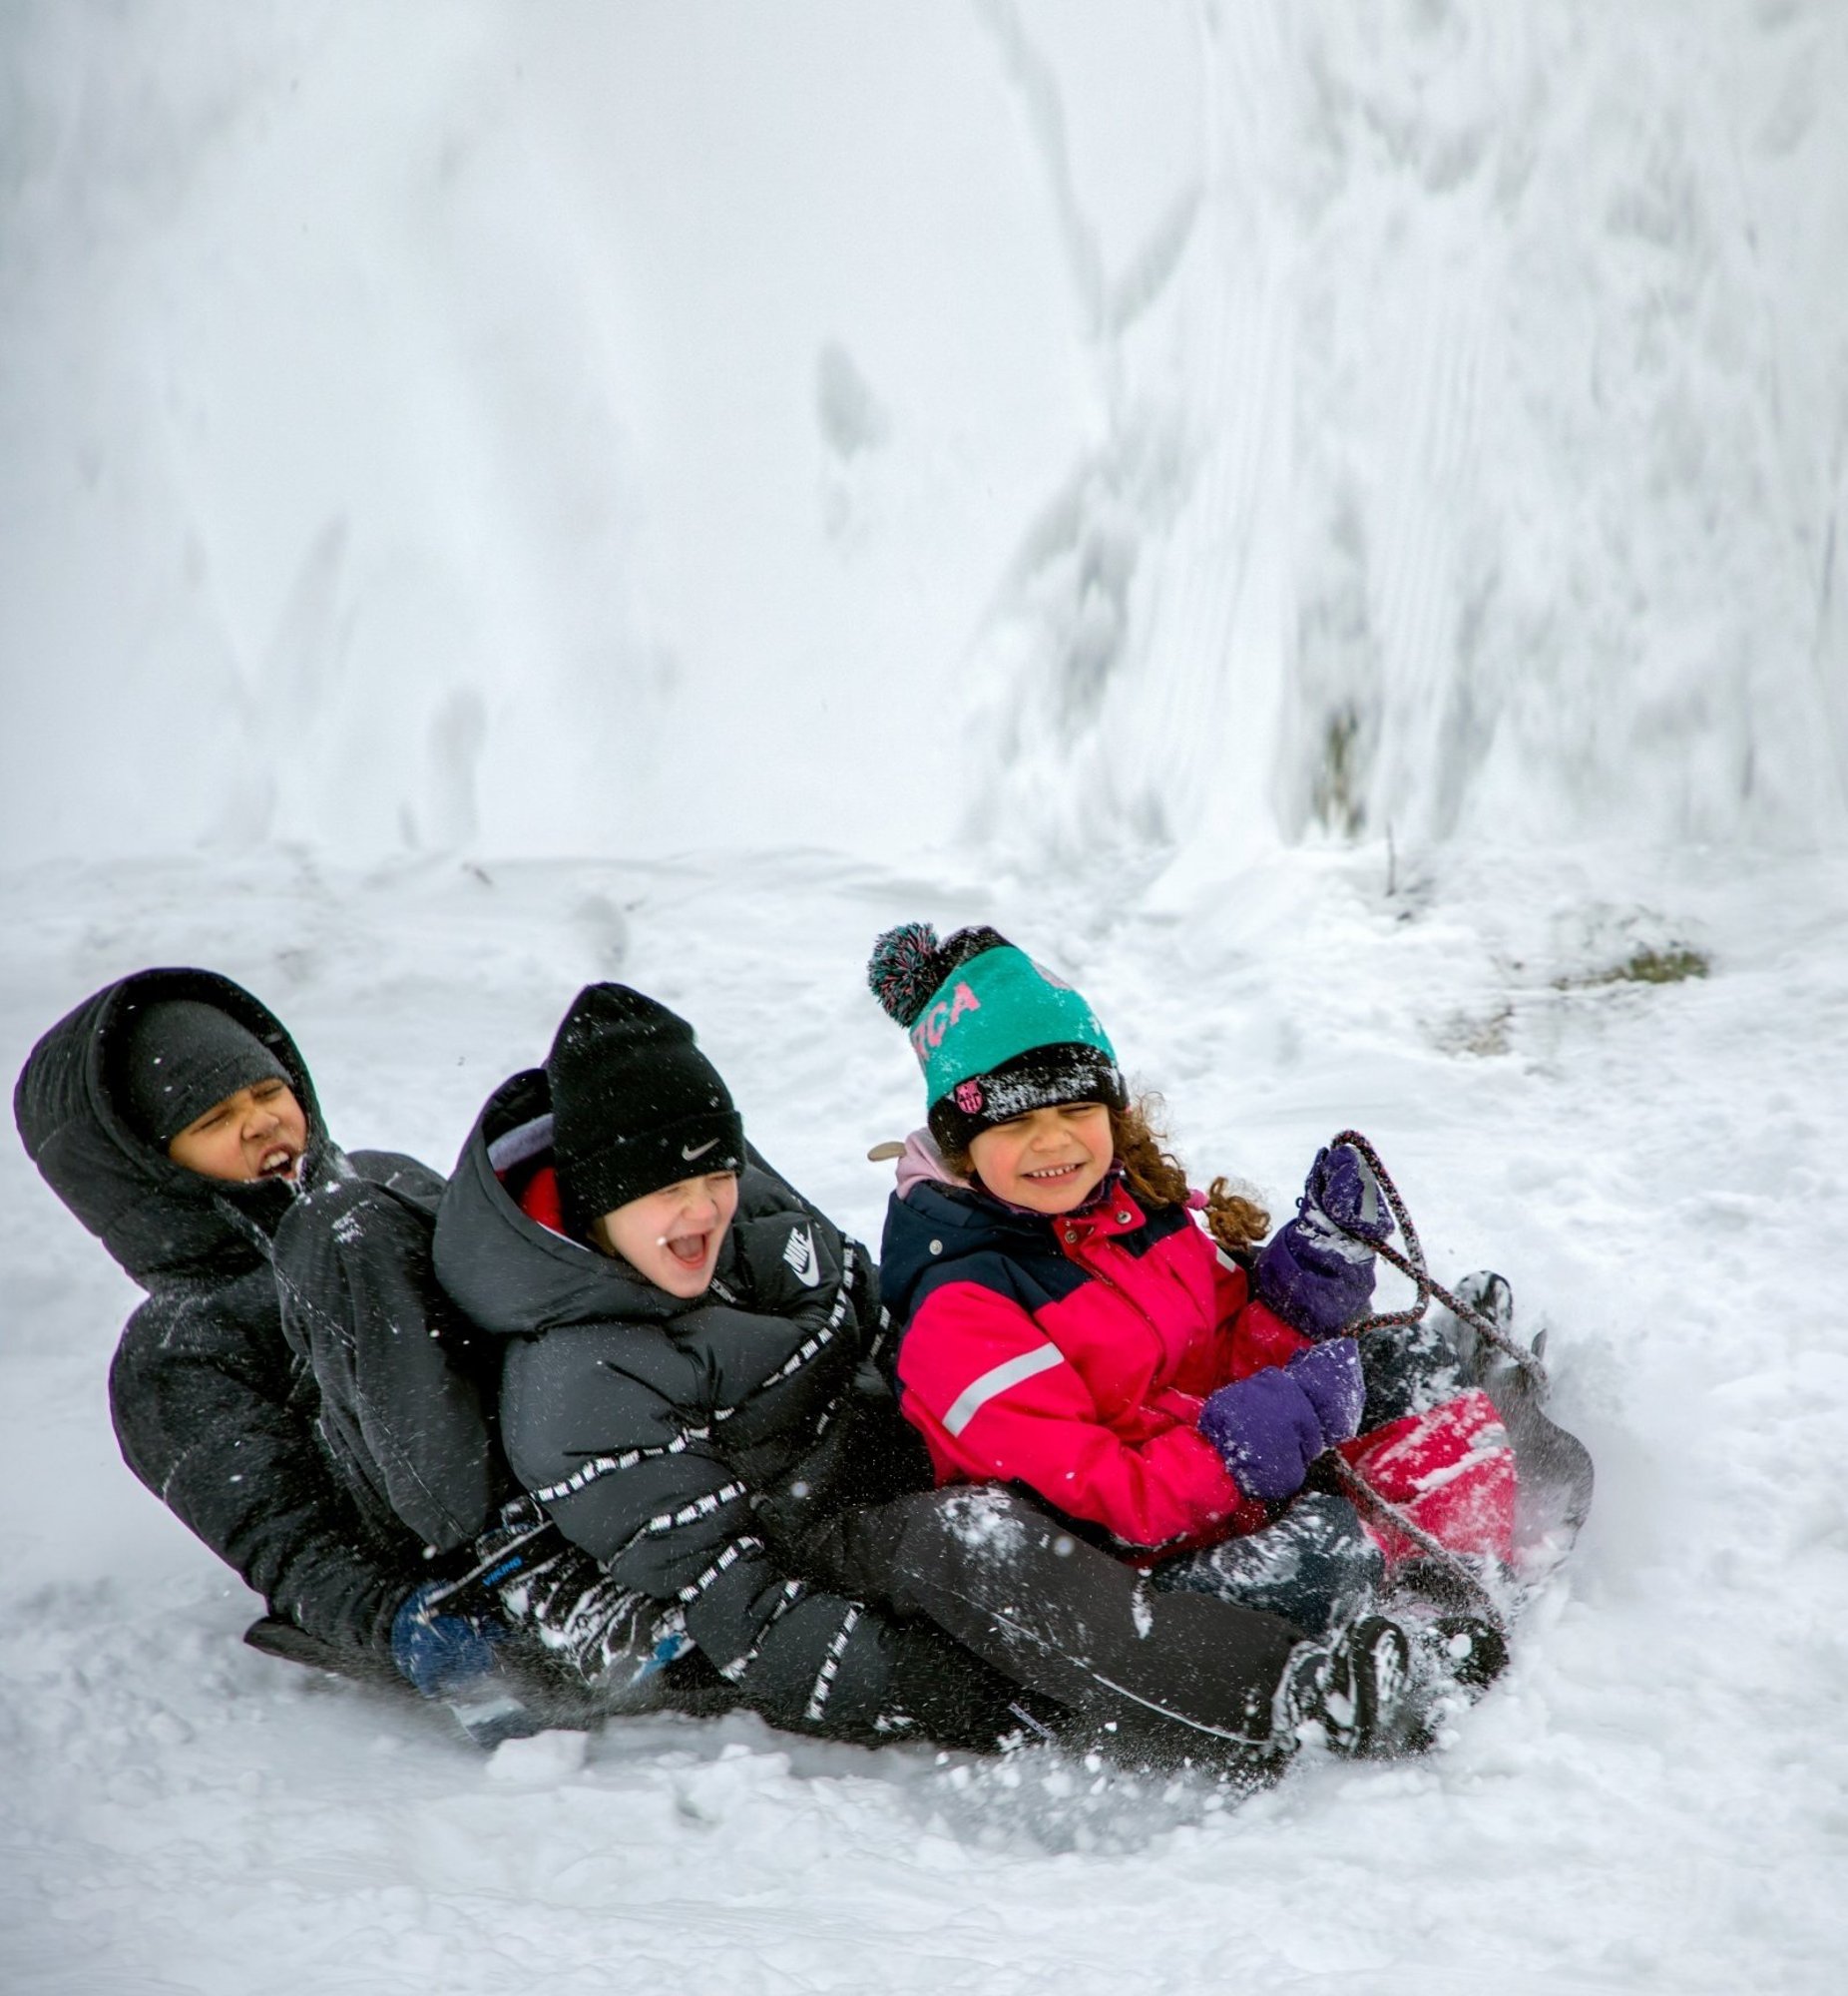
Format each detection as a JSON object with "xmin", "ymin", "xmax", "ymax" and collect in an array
[
  {"xmin": 167, "ymin": 1078, "xmax": 308, "ymax": 1184},
  {"xmin": 968, "ymin": 1102, "xmax": 1114, "ymax": 1215},
  {"xmin": 594, "ymin": 1171, "xmax": 740, "ymax": 1296}
]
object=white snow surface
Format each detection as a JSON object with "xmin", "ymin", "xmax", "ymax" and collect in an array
[
  {"xmin": 5, "ymin": 843, "xmax": 1848, "ymax": 1993},
  {"xmin": 5, "ymin": 1, "xmax": 1848, "ymax": 1990}
]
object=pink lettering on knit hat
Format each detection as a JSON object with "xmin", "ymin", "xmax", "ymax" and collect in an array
[
  {"xmin": 909, "ymin": 981, "xmax": 982, "ymax": 1060},
  {"xmin": 909, "ymin": 1008, "xmax": 936, "ymax": 1060}
]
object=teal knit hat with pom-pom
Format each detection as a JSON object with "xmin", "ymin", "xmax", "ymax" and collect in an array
[{"xmin": 866, "ymin": 923, "xmax": 1124, "ymax": 1156}]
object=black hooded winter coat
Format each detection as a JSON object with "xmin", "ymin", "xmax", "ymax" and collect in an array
[
  {"xmin": 433, "ymin": 1069, "xmax": 1027, "ymax": 1748},
  {"xmin": 13, "ymin": 969, "xmax": 502, "ymax": 1666}
]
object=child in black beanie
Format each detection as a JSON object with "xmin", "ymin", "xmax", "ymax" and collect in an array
[
  {"xmin": 14, "ymin": 971, "xmax": 495, "ymax": 1684},
  {"xmin": 433, "ymin": 982, "xmax": 1036, "ymax": 1751},
  {"xmin": 544, "ymin": 980, "xmax": 747, "ymax": 1286}
]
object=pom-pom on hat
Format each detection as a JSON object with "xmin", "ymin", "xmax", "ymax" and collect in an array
[
  {"xmin": 866, "ymin": 922, "xmax": 1124, "ymax": 1157},
  {"xmin": 118, "ymin": 999, "xmax": 289, "ymax": 1148},
  {"xmin": 545, "ymin": 984, "xmax": 745, "ymax": 1239}
]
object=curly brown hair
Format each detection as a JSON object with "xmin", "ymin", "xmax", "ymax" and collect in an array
[
  {"xmin": 946, "ymin": 1092, "xmax": 1269, "ymax": 1256},
  {"xmin": 1110, "ymin": 1095, "xmax": 1269, "ymax": 1257}
]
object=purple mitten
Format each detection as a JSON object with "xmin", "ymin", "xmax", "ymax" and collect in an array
[
  {"xmin": 1285, "ymin": 1336, "xmax": 1365, "ymax": 1446},
  {"xmin": 1305, "ymin": 1145, "xmax": 1392, "ymax": 1245},
  {"xmin": 1251, "ymin": 1145, "xmax": 1391, "ymax": 1340},
  {"xmin": 1198, "ymin": 1370, "xmax": 1327, "ymax": 1504},
  {"xmin": 1251, "ymin": 1221, "xmax": 1377, "ymax": 1339}
]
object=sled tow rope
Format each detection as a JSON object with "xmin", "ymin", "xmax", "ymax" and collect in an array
[
  {"xmin": 1328, "ymin": 1130, "xmax": 1549, "ymax": 1392},
  {"xmin": 1309, "ymin": 1130, "xmax": 1549, "ymax": 1629}
]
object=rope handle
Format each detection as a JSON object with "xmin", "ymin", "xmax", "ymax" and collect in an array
[{"xmin": 1324, "ymin": 1130, "xmax": 1550, "ymax": 1393}]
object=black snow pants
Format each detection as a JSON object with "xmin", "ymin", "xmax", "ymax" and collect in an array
[{"xmin": 806, "ymin": 1485, "xmax": 1311, "ymax": 1766}]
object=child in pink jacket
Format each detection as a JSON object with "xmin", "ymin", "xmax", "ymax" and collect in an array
[{"xmin": 867, "ymin": 920, "xmax": 1516, "ymax": 1652}]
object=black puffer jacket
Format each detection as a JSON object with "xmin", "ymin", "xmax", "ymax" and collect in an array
[
  {"xmin": 13, "ymin": 969, "xmax": 499, "ymax": 1666},
  {"xmin": 433, "ymin": 1070, "xmax": 1023, "ymax": 1748}
]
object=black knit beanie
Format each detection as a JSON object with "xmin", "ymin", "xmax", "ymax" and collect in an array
[
  {"xmin": 545, "ymin": 984, "xmax": 745, "ymax": 1238},
  {"xmin": 118, "ymin": 999, "xmax": 289, "ymax": 1148}
]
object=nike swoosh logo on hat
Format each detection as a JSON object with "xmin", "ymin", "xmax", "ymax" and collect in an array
[{"xmin": 682, "ymin": 1137, "xmax": 720, "ymax": 1162}]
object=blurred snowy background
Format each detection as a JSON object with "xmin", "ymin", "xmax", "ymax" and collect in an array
[
  {"xmin": 4, "ymin": 4, "xmax": 1847, "ymax": 1992},
  {"xmin": 7, "ymin": 0, "xmax": 1844, "ymax": 871}
]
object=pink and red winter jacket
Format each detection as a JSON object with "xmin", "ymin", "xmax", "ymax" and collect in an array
[{"xmin": 877, "ymin": 1139, "xmax": 1516, "ymax": 1565}]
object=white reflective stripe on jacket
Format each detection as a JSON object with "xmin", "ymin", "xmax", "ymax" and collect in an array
[{"xmin": 941, "ymin": 1342, "xmax": 1067, "ymax": 1437}]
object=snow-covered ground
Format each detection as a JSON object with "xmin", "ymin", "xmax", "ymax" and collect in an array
[
  {"xmin": 6, "ymin": 0, "xmax": 1848, "ymax": 1989},
  {"xmin": 4, "ymin": 840, "xmax": 1847, "ymax": 1993}
]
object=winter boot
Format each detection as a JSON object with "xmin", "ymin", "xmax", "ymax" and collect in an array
[
  {"xmin": 461, "ymin": 1498, "xmax": 734, "ymax": 1721},
  {"xmin": 1382, "ymin": 1551, "xmax": 1502, "ymax": 1616},
  {"xmin": 1278, "ymin": 1614, "xmax": 1423, "ymax": 1758},
  {"xmin": 1416, "ymin": 1613, "xmax": 1509, "ymax": 1701},
  {"xmin": 1447, "ymin": 1270, "xmax": 1516, "ymax": 1387},
  {"xmin": 1358, "ymin": 1314, "xmax": 1470, "ymax": 1427}
]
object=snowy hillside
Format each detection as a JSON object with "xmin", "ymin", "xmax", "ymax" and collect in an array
[
  {"xmin": 4, "ymin": 2, "xmax": 1848, "ymax": 1991},
  {"xmin": 4, "ymin": 843, "xmax": 1848, "ymax": 1992}
]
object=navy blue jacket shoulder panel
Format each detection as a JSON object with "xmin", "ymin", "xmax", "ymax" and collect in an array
[{"xmin": 880, "ymin": 1178, "xmax": 1194, "ymax": 1324}]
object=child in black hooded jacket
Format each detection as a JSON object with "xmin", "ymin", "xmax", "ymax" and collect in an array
[
  {"xmin": 432, "ymin": 982, "xmax": 1034, "ymax": 1750},
  {"xmin": 14, "ymin": 969, "xmax": 495, "ymax": 1671}
]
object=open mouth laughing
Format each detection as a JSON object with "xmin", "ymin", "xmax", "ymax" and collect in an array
[{"xmin": 661, "ymin": 1230, "xmax": 714, "ymax": 1270}]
